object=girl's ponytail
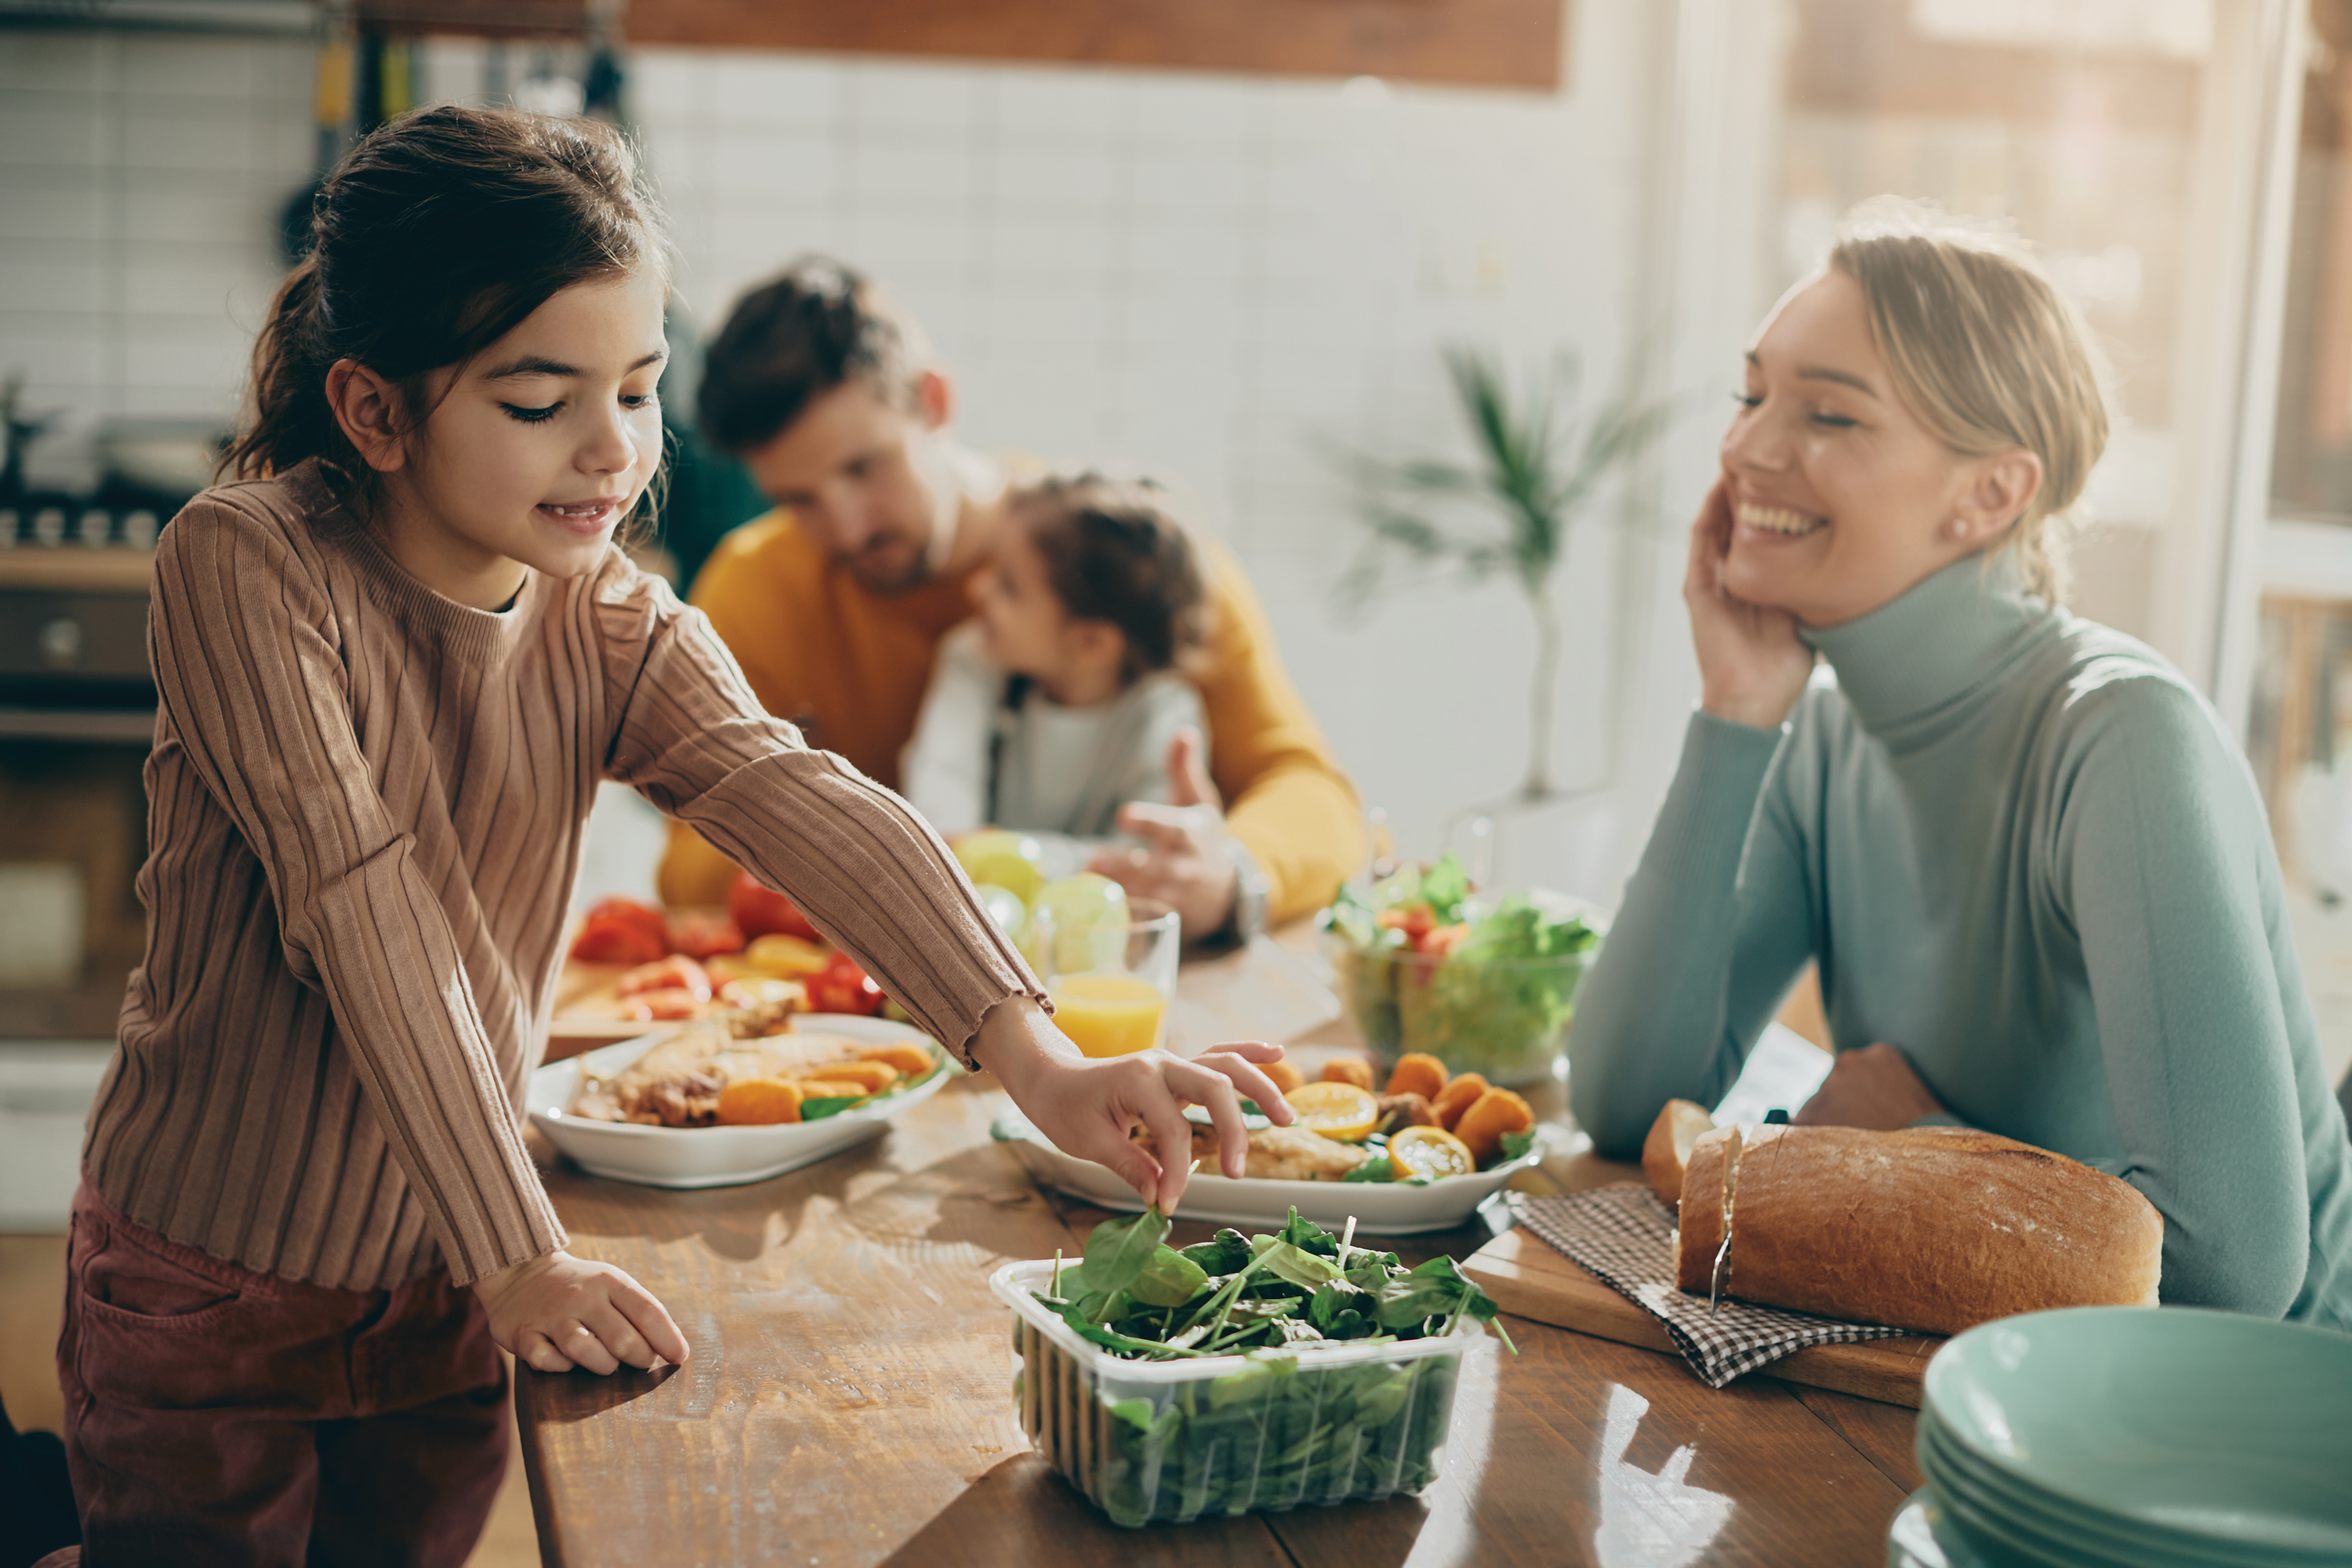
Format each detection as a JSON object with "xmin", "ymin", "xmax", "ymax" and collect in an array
[
  {"xmin": 223, "ymin": 254, "xmax": 347, "ymax": 491},
  {"xmin": 218, "ymin": 107, "xmax": 670, "ymax": 520}
]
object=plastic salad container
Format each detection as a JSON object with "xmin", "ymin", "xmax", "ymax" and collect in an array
[{"xmin": 990, "ymin": 1258, "xmax": 1484, "ymax": 1527}]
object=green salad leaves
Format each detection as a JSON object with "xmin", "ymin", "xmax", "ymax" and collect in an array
[
  {"xmin": 1325, "ymin": 855, "xmax": 1599, "ymax": 1083},
  {"xmin": 1040, "ymin": 1206, "xmax": 1508, "ymax": 1361},
  {"xmin": 1026, "ymin": 1207, "xmax": 1513, "ymax": 1526}
]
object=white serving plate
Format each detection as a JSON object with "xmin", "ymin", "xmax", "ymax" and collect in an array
[
  {"xmin": 527, "ymin": 1014, "xmax": 951, "ymax": 1189},
  {"xmin": 991, "ymin": 1104, "xmax": 1545, "ymax": 1236}
]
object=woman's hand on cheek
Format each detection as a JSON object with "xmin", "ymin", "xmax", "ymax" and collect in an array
[
  {"xmin": 975, "ymin": 995, "xmax": 1294, "ymax": 1210},
  {"xmin": 1684, "ymin": 479, "xmax": 1815, "ymax": 731},
  {"xmin": 1791, "ymin": 1041, "xmax": 1947, "ymax": 1131}
]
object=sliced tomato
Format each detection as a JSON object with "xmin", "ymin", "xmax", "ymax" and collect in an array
[
  {"xmin": 1416, "ymin": 923, "xmax": 1471, "ymax": 958},
  {"xmin": 1375, "ymin": 905, "xmax": 1439, "ymax": 941},
  {"xmin": 728, "ymin": 870, "xmax": 822, "ymax": 942},
  {"xmin": 806, "ymin": 950, "xmax": 885, "ymax": 1016},
  {"xmin": 618, "ymin": 954, "xmax": 713, "ymax": 1001},
  {"xmin": 623, "ymin": 986, "xmax": 706, "ymax": 1022},
  {"xmin": 666, "ymin": 909, "xmax": 745, "ymax": 959},
  {"xmin": 586, "ymin": 896, "xmax": 668, "ymax": 943},
  {"xmin": 569, "ymin": 912, "xmax": 667, "ymax": 966}
]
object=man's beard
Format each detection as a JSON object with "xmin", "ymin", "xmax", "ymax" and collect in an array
[{"xmin": 842, "ymin": 535, "xmax": 931, "ymax": 594}]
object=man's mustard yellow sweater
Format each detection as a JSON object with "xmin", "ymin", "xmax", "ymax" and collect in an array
[{"xmin": 659, "ymin": 510, "xmax": 1363, "ymax": 927}]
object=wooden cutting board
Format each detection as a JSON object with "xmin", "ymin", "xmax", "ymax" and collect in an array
[
  {"xmin": 545, "ymin": 961, "xmax": 681, "ymax": 1062},
  {"xmin": 1461, "ymin": 1226, "xmax": 1942, "ymax": 1407}
]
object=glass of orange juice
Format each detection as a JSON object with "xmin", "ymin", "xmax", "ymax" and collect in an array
[{"xmin": 1035, "ymin": 899, "xmax": 1180, "ymax": 1058}]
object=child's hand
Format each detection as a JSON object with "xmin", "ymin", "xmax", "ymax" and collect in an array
[
  {"xmin": 471, "ymin": 1250, "xmax": 691, "ymax": 1374},
  {"xmin": 975, "ymin": 994, "xmax": 1297, "ymax": 1211}
]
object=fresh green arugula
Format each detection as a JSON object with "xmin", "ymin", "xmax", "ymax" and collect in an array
[
  {"xmin": 1031, "ymin": 1207, "xmax": 1513, "ymax": 1527},
  {"xmin": 1034, "ymin": 1207, "xmax": 1509, "ymax": 1359}
]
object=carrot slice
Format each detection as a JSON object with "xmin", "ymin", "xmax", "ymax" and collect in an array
[
  {"xmin": 1453, "ymin": 1087, "xmax": 1535, "ymax": 1166},
  {"xmin": 813, "ymin": 1061, "xmax": 901, "ymax": 1094},
  {"xmin": 857, "ymin": 1042, "xmax": 936, "ymax": 1078},
  {"xmin": 1430, "ymin": 1073, "xmax": 1490, "ymax": 1131},
  {"xmin": 1383, "ymin": 1052, "xmax": 1448, "ymax": 1100},
  {"xmin": 715, "ymin": 1078, "xmax": 802, "ymax": 1126}
]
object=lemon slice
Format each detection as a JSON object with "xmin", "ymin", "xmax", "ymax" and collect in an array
[
  {"xmin": 1387, "ymin": 1125, "xmax": 1476, "ymax": 1180},
  {"xmin": 1284, "ymin": 1081, "xmax": 1379, "ymax": 1142}
]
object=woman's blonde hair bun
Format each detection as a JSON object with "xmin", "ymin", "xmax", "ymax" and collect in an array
[{"xmin": 1828, "ymin": 197, "xmax": 2111, "ymax": 604}]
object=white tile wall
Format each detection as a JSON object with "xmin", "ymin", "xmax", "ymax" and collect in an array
[
  {"xmin": 0, "ymin": 5, "xmax": 1674, "ymax": 895},
  {"xmin": 0, "ymin": 30, "xmax": 314, "ymax": 484}
]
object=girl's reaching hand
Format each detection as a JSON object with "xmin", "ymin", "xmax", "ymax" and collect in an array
[
  {"xmin": 975, "ymin": 994, "xmax": 1297, "ymax": 1211},
  {"xmin": 472, "ymin": 1250, "xmax": 691, "ymax": 1374}
]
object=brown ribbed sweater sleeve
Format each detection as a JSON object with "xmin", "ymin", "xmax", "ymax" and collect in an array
[
  {"xmin": 589, "ymin": 572, "xmax": 1045, "ymax": 1065},
  {"xmin": 129, "ymin": 494, "xmax": 564, "ymax": 1287}
]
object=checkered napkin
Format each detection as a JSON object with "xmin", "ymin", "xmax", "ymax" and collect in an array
[{"xmin": 1510, "ymin": 1184, "xmax": 1909, "ymax": 1388}]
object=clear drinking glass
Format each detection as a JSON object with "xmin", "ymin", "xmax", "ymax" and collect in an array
[{"xmin": 1032, "ymin": 898, "xmax": 1181, "ymax": 1058}]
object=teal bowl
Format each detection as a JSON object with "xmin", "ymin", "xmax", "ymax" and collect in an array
[
  {"xmin": 1923, "ymin": 1308, "xmax": 2352, "ymax": 1561},
  {"xmin": 1888, "ymin": 1487, "xmax": 1998, "ymax": 1568},
  {"xmin": 1917, "ymin": 1412, "xmax": 2295, "ymax": 1568}
]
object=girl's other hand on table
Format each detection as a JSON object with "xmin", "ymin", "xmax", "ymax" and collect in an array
[
  {"xmin": 975, "ymin": 993, "xmax": 1295, "ymax": 1210},
  {"xmin": 473, "ymin": 1250, "xmax": 691, "ymax": 1374},
  {"xmin": 1685, "ymin": 478, "xmax": 1816, "ymax": 731}
]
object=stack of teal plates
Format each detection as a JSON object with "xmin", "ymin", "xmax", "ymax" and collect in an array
[{"xmin": 1905, "ymin": 1306, "xmax": 2352, "ymax": 1567}]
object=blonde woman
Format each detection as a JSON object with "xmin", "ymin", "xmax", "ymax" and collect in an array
[{"xmin": 1567, "ymin": 202, "xmax": 2352, "ymax": 1326}]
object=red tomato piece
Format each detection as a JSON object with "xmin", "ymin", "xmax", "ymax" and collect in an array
[
  {"xmin": 807, "ymin": 951, "xmax": 885, "ymax": 1016},
  {"xmin": 569, "ymin": 913, "xmax": 666, "ymax": 966},
  {"xmin": 666, "ymin": 909, "xmax": 745, "ymax": 959},
  {"xmin": 623, "ymin": 986, "xmax": 705, "ymax": 1022},
  {"xmin": 728, "ymin": 870, "xmax": 821, "ymax": 942},
  {"xmin": 586, "ymin": 896, "xmax": 667, "ymax": 944},
  {"xmin": 1417, "ymin": 924, "xmax": 1471, "ymax": 958},
  {"xmin": 618, "ymin": 954, "xmax": 713, "ymax": 1001}
]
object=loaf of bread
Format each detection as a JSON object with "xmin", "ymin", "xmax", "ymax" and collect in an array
[
  {"xmin": 1642, "ymin": 1099, "xmax": 1715, "ymax": 1203},
  {"xmin": 1671, "ymin": 1122, "xmax": 2162, "ymax": 1338}
]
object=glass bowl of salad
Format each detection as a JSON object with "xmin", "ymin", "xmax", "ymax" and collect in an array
[{"xmin": 1320, "ymin": 855, "xmax": 1603, "ymax": 1087}]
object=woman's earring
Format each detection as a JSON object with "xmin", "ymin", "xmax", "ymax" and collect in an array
[{"xmin": 1947, "ymin": 517, "xmax": 1970, "ymax": 541}]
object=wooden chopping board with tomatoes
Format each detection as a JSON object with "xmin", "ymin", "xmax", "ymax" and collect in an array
[{"xmin": 546, "ymin": 873, "xmax": 892, "ymax": 1062}]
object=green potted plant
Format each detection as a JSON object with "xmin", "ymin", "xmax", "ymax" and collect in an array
[
  {"xmin": 1321, "ymin": 346, "xmax": 1668, "ymax": 1084},
  {"xmin": 1333, "ymin": 344, "xmax": 1669, "ymax": 801}
]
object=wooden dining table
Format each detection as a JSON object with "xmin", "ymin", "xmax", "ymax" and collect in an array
[{"xmin": 515, "ymin": 935, "xmax": 1924, "ymax": 1567}]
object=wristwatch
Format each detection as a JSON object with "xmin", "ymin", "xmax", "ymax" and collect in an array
[{"xmin": 1214, "ymin": 837, "xmax": 1271, "ymax": 947}]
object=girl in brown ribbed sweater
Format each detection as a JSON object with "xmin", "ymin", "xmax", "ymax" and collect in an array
[{"xmin": 60, "ymin": 107, "xmax": 1294, "ymax": 1564}]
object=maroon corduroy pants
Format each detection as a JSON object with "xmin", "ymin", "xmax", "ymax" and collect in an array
[{"xmin": 54, "ymin": 1182, "xmax": 508, "ymax": 1568}]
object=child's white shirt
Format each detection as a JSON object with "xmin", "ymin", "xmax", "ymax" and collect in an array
[{"xmin": 901, "ymin": 622, "xmax": 1207, "ymax": 871}]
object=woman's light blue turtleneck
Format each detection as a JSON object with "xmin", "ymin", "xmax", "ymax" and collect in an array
[{"xmin": 1568, "ymin": 553, "xmax": 2352, "ymax": 1327}]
